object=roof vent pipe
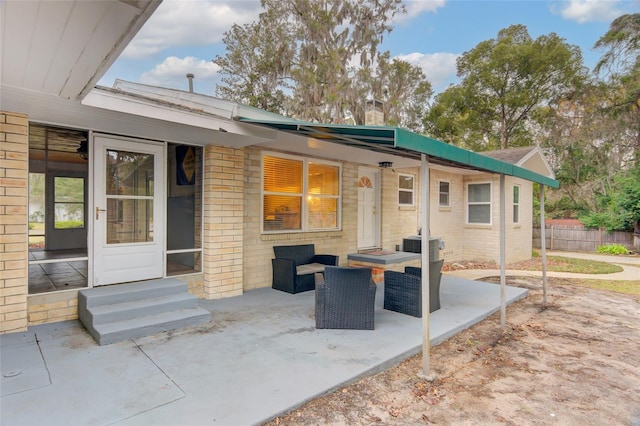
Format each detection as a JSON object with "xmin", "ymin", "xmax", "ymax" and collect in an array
[{"xmin": 186, "ymin": 73, "xmax": 194, "ymax": 93}]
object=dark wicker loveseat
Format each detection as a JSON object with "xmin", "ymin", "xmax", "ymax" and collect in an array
[
  {"xmin": 383, "ymin": 259, "xmax": 444, "ymax": 317},
  {"xmin": 272, "ymin": 244, "xmax": 338, "ymax": 294},
  {"xmin": 315, "ymin": 266, "xmax": 377, "ymax": 330}
]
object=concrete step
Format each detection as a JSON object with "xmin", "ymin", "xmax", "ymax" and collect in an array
[
  {"xmin": 78, "ymin": 279, "xmax": 186, "ymax": 309},
  {"xmin": 87, "ymin": 292, "xmax": 200, "ymax": 325},
  {"xmin": 90, "ymin": 308, "xmax": 211, "ymax": 346},
  {"xmin": 77, "ymin": 278, "xmax": 211, "ymax": 345}
]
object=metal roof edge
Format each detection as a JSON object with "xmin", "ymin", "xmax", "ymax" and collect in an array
[
  {"xmin": 236, "ymin": 120, "xmax": 559, "ymax": 187},
  {"xmin": 388, "ymin": 128, "xmax": 559, "ymax": 187}
]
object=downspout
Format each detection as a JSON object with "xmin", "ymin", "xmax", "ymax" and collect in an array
[
  {"xmin": 419, "ymin": 154, "xmax": 435, "ymax": 381},
  {"xmin": 500, "ymin": 174, "xmax": 506, "ymax": 329},
  {"xmin": 539, "ymin": 185, "xmax": 548, "ymax": 305}
]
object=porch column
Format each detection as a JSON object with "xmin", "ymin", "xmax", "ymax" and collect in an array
[
  {"xmin": 202, "ymin": 145, "xmax": 245, "ymax": 299},
  {"xmin": 539, "ymin": 185, "xmax": 548, "ymax": 305},
  {"xmin": 0, "ymin": 111, "xmax": 29, "ymax": 333},
  {"xmin": 419, "ymin": 154, "xmax": 434, "ymax": 380}
]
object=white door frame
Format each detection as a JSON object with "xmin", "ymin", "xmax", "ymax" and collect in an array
[
  {"xmin": 357, "ymin": 166, "xmax": 381, "ymax": 249},
  {"xmin": 92, "ymin": 134, "xmax": 165, "ymax": 286}
]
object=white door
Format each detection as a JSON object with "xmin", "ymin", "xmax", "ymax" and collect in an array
[
  {"xmin": 357, "ymin": 168, "xmax": 380, "ymax": 249},
  {"xmin": 93, "ymin": 135, "xmax": 165, "ymax": 286}
]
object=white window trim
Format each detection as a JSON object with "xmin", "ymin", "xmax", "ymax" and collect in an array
[
  {"xmin": 398, "ymin": 173, "xmax": 415, "ymax": 207},
  {"xmin": 466, "ymin": 181, "xmax": 492, "ymax": 225},
  {"xmin": 261, "ymin": 151, "xmax": 342, "ymax": 233},
  {"xmin": 513, "ymin": 184, "xmax": 520, "ymax": 224},
  {"xmin": 438, "ymin": 180, "xmax": 450, "ymax": 208}
]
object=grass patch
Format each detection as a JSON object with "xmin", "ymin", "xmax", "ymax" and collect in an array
[
  {"xmin": 571, "ymin": 279, "xmax": 640, "ymax": 295},
  {"xmin": 510, "ymin": 256, "xmax": 623, "ymax": 274},
  {"xmin": 548, "ymin": 256, "xmax": 623, "ymax": 274}
]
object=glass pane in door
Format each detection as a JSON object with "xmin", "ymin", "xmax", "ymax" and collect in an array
[
  {"xmin": 106, "ymin": 150, "xmax": 154, "ymax": 196},
  {"xmin": 106, "ymin": 199, "xmax": 154, "ymax": 244},
  {"xmin": 105, "ymin": 149, "xmax": 155, "ymax": 245}
]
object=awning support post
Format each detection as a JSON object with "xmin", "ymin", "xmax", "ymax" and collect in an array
[
  {"xmin": 539, "ymin": 185, "xmax": 548, "ymax": 306},
  {"xmin": 500, "ymin": 174, "xmax": 506, "ymax": 329},
  {"xmin": 418, "ymin": 154, "xmax": 435, "ymax": 381}
]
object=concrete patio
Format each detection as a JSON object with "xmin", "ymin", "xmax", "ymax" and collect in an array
[{"xmin": 1, "ymin": 275, "xmax": 527, "ymax": 426}]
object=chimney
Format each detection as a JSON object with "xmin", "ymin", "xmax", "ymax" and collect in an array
[
  {"xmin": 186, "ymin": 73, "xmax": 195, "ymax": 93},
  {"xmin": 365, "ymin": 99, "xmax": 384, "ymax": 125}
]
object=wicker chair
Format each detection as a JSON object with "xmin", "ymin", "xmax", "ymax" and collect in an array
[
  {"xmin": 315, "ymin": 266, "xmax": 377, "ymax": 330},
  {"xmin": 383, "ymin": 259, "xmax": 444, "ymax": 317},
  {"xmin": 272, "ymin": 244, "xmax": 339, "ymax": 294}
]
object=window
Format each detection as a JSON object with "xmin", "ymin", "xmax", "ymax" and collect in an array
[
  {"xmin": 263, "ymin": 153, "xmax": 341, "ymax": 232},
  {"xmin": 54, "ymin": 177, "xmax": 85, "ymax": 229},
  {"xmin": 467, "ymin": 182, "xmax": 492, "ymax": 224},
  {"xmin": 166, "ymin": 144, "xmax": 203, "ymax": 276},
  {"xmin": 439, "ymin": 181, "xmax": 450, "ymax": 207},
  {"xmin": 398, "ymin": 174, "xmax": 414, "ymax": 206},
  {"xmin": 513, "ymin": 185, "xmax": 520, "ymax": 224}
]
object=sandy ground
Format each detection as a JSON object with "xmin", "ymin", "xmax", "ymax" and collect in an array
[{"xmin": 264, "ymin": 275, "xmax": 640, "ymax": 425}]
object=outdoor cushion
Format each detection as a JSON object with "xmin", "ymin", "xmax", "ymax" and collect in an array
[{"xmin": 296, "ymin": 263, "xmax": 327, "ymax": 275}]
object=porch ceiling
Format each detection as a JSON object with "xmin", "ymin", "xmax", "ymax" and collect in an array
[
  {"xmin": 0, "ymin": 0, "xmax": 161, "ymax": 101},
  {"xmin": 238, "ymin": 119, "xmax": 560, "ymax": 188}
]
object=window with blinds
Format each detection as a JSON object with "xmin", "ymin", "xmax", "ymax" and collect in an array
[{"xmin": 263, "ymin": 154, "xmax": 341, "ymax": 232}]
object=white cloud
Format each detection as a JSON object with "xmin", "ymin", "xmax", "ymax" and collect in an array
[
  {"xmin": 140, "ymin": 56, "xmax": 221, "ymax": 91},
  {"xmin": 395, "ymin": 52, "xmax": 459, "ymax": 93},
  {"xmin": 395, "ymin": 0, "xmax": 446, "ymax": 23},
  {"xmin": 123, "ymin": 0, "xmax": 262, "ymax": 59},
  {"xmin": 556, "ymin": 0, "xmax": 622, "ymax": 23}
]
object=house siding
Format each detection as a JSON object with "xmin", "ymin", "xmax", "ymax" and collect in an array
[
  {"xmin": 0, "ymin": 108, "xmax": 536, "ymax": 332},
  {"xmin": 0, "ymin": 111, "xmax": 29, "ymax": 333},
  {"xmin": 430, "ymin": 169, "xmax": 466, "ymax": 262},
  {"xmin": 380, "ymin": 167, "xmax": 421, "ymax": 251},
  {"xmin": 461, "ymin": 175, "xmax": 533, "ymax": 264},
  {"xmin": 202, "ymin": 145, "xmax": 245, "ymax": 299}
]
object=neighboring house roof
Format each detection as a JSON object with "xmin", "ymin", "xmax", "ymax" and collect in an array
[
  {"xmin": 481, "ymin": 146, "xmax": 555, "ymax": 180},
  {"xmin": 0, "ymin": 0, "xmax": 161, "ymax": 101}
]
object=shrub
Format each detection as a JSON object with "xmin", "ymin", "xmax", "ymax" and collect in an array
[
  {"xmin": 55, "ymin": 220, "xmax": 84, "ymax": 229},
  {"xmin": 597, "ymin": 244, "xmax": 630, "ymax": 255}
]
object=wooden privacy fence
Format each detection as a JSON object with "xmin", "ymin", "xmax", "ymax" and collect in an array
[{"xmin": 533, "ymin": 225, "xmax": 635, "ymax": 252}]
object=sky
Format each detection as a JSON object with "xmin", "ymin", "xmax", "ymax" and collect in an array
[{"xmin": 99, "ymin": 0, "xmax": 640, "ymax": 96}]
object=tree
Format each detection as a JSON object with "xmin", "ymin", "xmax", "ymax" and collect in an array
[
  {"xmin": 213, "ymin": 0, "xmax": 430, "ymax": 130},
  {"xmin": 580, "ymin": 161, "xmax": 640, "ymax": 232},
  {"xmin": 369, "ymin": 52, "xmax": 433, "ymax": 132},
  {"xmin": 426, "ymin": 25, "xmax": 587, "ymax": 150},
  {"xmin": 213, "ymin": 7, "xmax": 294, "ymax": 113},
  {"xmin": 343, "ymin": 52, "xmax": 433, "ymax": 131},
  {"xmin": 594, "ymin": 13, "xmax": 640, "ymax": 161}
]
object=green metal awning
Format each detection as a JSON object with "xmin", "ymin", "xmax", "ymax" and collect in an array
[{"xmin": 237, "ymin": 118, "xmax": 559, "ymax": 188}]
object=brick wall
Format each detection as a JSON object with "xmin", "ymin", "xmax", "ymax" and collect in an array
[
  {"xmin": 28, "ymin": 292, "xmax": 77, "ymax": 325},
  {"xmin": 430, "ymin": 169, "xmax": 465, "ymax": 262},
  {"xmin": 380, "ymin": 166, "xmax": 421, "ymax": 252},
  {"xmin": 461, "ymin": 175, "xmax": 533, "ymax": 264},
  {"xmin": 0, "ymin": 111, "xmax": 29, "ymax": 333},
  {"xmin": 202, "ymin": 145, "xmax": 245, "ymax": 299}
]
